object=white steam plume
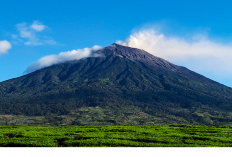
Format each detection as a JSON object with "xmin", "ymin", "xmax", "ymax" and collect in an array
[
  {"xmin": 0, "ymin": 40, "xmax": 12, "ymax": 54},
  {"xmin": 117, "ymin": 29, "xmax": 232, "ymax": 78},
  {"xmin": 25, "ymin": 45, "xmax": 102, "ymax": 73}
]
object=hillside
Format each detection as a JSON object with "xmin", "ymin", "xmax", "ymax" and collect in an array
[{"xmin": 1, "ymin": 44, "xmax": 232, "ymax": 125}]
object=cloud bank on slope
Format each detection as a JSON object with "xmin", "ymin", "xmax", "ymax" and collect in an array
[
  {"xmin": 117, "ymin": 29, "xmax": 232, "ymax": 77},
  {"xmin": 0, "ymin": 40, "xmax": 12, "ymax": 54},
  {"xmin": 25, "ymin": 45, "xmax": 102, "ymax": 73}
]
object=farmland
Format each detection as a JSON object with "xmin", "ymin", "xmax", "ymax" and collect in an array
[{"xmin": 1, "ymin": 125, "xmax": 232, "ymax": 147}]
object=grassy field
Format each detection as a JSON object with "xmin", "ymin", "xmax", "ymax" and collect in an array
[{"xmin": 0, "ymin": 125, "xmax": 232, "ymax": 147}]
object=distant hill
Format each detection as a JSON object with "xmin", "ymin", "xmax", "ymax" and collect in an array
[{"xmin": 1, "ymin": 43, "xmax": 232, "ymax": 125}]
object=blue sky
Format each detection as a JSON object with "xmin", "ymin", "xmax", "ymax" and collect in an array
[{"xmin": 1, "ymin": 0, "xmax": 232, "ymax": 87}]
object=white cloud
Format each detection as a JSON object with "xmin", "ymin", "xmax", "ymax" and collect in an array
[
  {"xmin": 44, "ymin": 39, "xmax": 57, "ymax": 45},
  {"xmin": 25, "ymin": 45, "xmax": 102, "ymax": 73},
  {"xmin": 16, "ymin": 22, "xmax": 33, "ymax": 38},
  {"xmin": 31, "ymin": 21, "xmax": 46, "ymax": 32},
  {"xmin": 0, "ymin": 40, "xmax": 12, "ymax": 54},
  {"xmin": 117, "ymin": 29, "xmax": 232, "ymax": 77},
  {"xmin": 11, "ymin": 34, "xmax": 18, "ymax": 39},
  {"xmin": 14, "ymin": 21, "xmax": 56, "ymax": 46}
]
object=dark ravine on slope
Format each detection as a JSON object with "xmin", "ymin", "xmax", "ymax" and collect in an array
[{"xmin": 1, "ymin": 43, "xmax": 232, "ymax": 126}]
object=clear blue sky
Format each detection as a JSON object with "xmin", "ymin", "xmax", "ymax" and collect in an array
[{"xmin": 1, "ymin": 0, "xmax": 232, "ymax": 87}]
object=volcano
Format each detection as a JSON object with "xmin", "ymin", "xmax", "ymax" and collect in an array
[{"xmin": 1, "ymin": 43, "xmax": 232, "ymax": 125}]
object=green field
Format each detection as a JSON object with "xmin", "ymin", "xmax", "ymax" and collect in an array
[{"xmin": 1, "ymin": 125, "xmax": 232, "ymax": 147}]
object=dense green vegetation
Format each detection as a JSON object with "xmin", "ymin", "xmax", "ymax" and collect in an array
[
  {"xmin": 1, "ymin": 106, "xmax": 232, "ymax": 126},
  {"xmin": 1, "ymin": 125, "xmax": 232, "ymax": 147},
  {"xmin": 1, "ymin": 44, "xmax": 232, "ymax": 125}
]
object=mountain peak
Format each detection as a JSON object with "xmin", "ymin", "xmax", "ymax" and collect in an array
[
  {"xmin": 105, "ymin": 43, "xmax": 126, "ymax": 49},
  {"xmin": 110, "ymin": 43, "xmax": 118, "ymax": 47},
  {"xmin": 101, "ymin": 43, "xmax": 180, "ymax": 72}
]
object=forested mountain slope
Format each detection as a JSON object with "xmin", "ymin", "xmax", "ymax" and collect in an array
[{"xmin": 1, "ymin": 44, "xmax": 232, "ymax": 125}]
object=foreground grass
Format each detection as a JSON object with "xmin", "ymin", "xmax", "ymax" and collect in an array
[{"xmin": 0, "ymin": 125, "xmax": 232, "ymax": 147}]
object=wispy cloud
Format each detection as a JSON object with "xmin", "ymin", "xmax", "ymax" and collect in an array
[
  {"xmin": 13, "ymin": 21, "xmax": 56, "ymax": 46},
  {"xmin": 0, "ymin": 40, "xmax": 12, "ymax": 54},
  {"xmin": 117, "ymin": 29, "xmax": 232, "ymax": 77},
  {"xmin": 31, "ymin": 21, "xmax": 46, "ymax": 32},
  {"xmin": 25, "ymin": 45, "xmax": 102, "ymax": 73}
]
